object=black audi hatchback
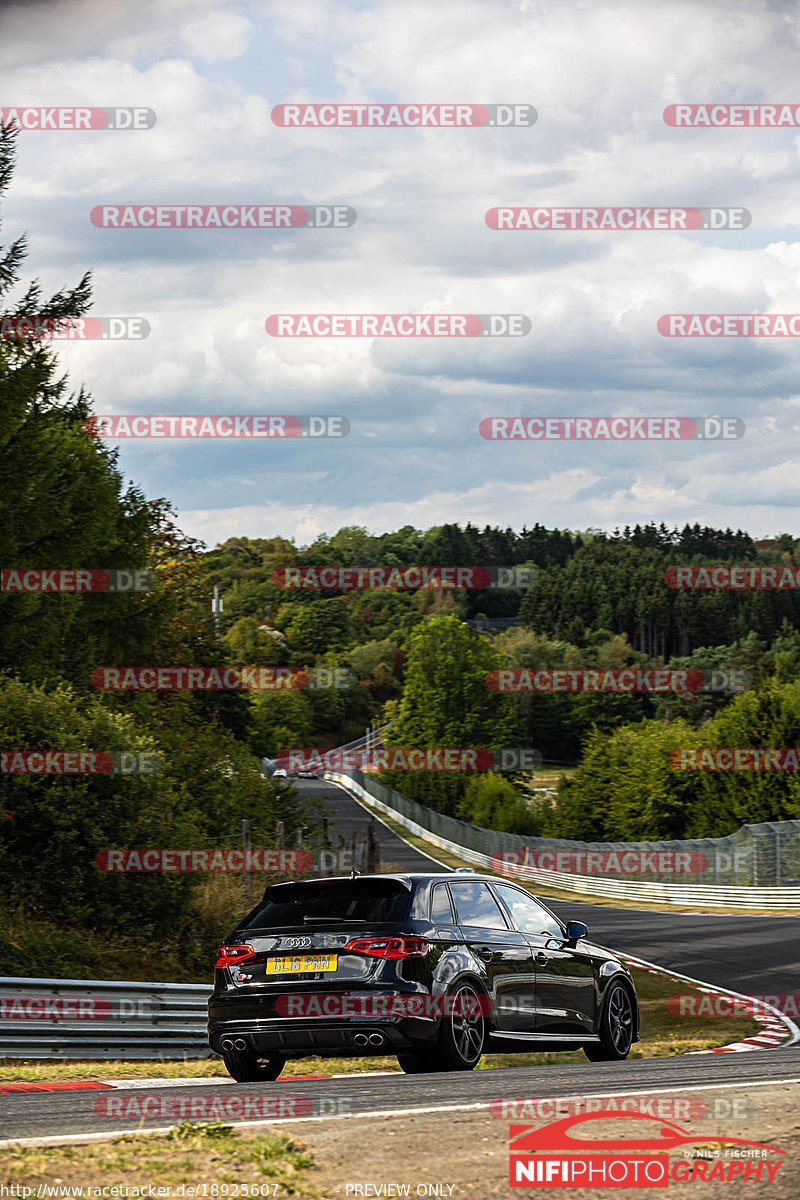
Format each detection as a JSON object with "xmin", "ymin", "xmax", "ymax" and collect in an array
[{"xmin": 208, "ymin": 872, "xmax": 639, "ymax": 1081}]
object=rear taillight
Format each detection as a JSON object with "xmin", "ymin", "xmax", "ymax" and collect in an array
[
  {"xmin": 216, "ymin": 943, "xmax": 255, "ymax": 968},
  {"xmin": 345, "ymin": 936, "xmax": 429, "ymax": 960}
]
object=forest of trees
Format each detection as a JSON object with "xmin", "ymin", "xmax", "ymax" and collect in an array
[
  {"xmin": 519, "ymin": 532, "xmax": 799, "ymax": 659},
  {"xmin": 196, "ymin": 521, "xmax": 800, "ymax": 842},
  {"xmin": 0, "ymin": 126, "xmax": 306, "ymax": 978}
]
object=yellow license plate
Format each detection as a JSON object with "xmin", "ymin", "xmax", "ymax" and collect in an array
[{"xmin": 265, "ymin": 954, "xmax": 338, "ymax": 975}]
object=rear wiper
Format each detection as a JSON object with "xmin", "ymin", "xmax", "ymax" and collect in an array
[{"xmin": 302, "ymin": 916, "xmax": 367, "ymax": 924}]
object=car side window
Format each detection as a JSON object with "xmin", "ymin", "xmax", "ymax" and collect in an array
[
  {"xmin": 449, "ymin": 881, "xmax": 509, "ymax": 930},
  {"xmin": 494, "ymin": 885, "xmax": 564, "ymax": 938},
  {"xmin": 430, "ymin": 883, "xmax": 455, "ymax": 923}
]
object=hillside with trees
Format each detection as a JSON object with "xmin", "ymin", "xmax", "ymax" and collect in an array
[{"xmin": 0, "ymin": 126, "xmax": 306, "ymax": 979}]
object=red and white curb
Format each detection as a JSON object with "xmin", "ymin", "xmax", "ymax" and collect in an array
[
  {"xmin": 0, "ymin": 1080, "xmax": 112, "ymax": 1095},
  {"xmin": 0, "ymin": 1070, "xmax": 400, "ymax": 1096},
  {"xmin": 619, "ymin": 951, "xmax": 799, "ymax": 1053}
]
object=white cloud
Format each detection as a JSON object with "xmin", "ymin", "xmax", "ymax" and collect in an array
[{"xmin": 3, "ymin": 0, "xmax": 800, "ymax": 543}]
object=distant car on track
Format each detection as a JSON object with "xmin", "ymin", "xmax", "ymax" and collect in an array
[{"xmin": 208, "ymin": 872, "xmax": 638, "ymax": 1081}]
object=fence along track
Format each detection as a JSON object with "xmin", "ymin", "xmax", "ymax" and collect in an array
[{"xmin": 324, "ymin": 771, "xmax": 800, "ymax": 908}]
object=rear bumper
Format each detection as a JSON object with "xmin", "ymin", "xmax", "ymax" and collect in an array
[
  {"xmin": 208, "ymin": 986, "xmax": 440, "ymax": 1056},
  {"xmin": 208, "ymin": 1020, "xmax": 430, "ymax": 1055}
]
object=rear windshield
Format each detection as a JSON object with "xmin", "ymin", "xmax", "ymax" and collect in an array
[{"xmin": 239, "ymin": 880, "xmax": 411, "ymax": 930}]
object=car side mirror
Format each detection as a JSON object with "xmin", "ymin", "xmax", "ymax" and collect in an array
[{"xmin": 565, "ymin": 920, "xmax": 588, "ymax": 945}]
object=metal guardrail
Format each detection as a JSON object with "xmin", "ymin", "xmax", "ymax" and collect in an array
[
  {"xmin": 0, "ymin": 977, "xmax": 213, "ymax": 1060},
  {"xmin": 326, "ymin": 771, "xmax": 800, "ymax": 909}
]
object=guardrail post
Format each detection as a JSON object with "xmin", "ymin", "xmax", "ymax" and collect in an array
[{"xmin": 753, "ymin": 829, "xmax": 759, "ymax": 888}]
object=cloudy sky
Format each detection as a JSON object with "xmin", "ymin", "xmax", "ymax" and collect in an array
[{"xmin": 3, "ymin": 0, "xmax": 800, "ymax": 547}]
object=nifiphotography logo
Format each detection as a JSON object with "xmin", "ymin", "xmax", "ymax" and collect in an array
[{"xmin": 508, "ymin": 1110, "xmax": 784, "ymax": 1187}]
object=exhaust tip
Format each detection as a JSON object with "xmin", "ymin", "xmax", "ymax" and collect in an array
[
  {"xmin": 220, "ymin": 1038, "xmax": 235, "ymax": 1052},
  {"xmin": 368, "ymin": 1033, "xmax": 384, "ymax": 1046},
  {"xmin": 353, "ymin": 1033, "xmax": 369, "ymax": 1046},
  {"xmin": 233, "ymin": 1037, "xmax": 248, "ymax": 1051}
]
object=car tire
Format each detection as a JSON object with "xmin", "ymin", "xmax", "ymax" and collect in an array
[
  {"xmin": 396, "ymin": 1054, "xmax": 434, "ymax": 1074},
  {"xmin": 397, "ymin": 982, "xmax": 487, "ymax": 1073},
  {"xmin": 222, "ymin": 1048, "xmax": 285, "ymax": 1082},
  {"xmin": 435, "ymin": 980, "xmax": 487, "ymax": 1070},
  {"xmin": 584, "ymin": 982, "xmax": 635, "ymax": 1062}
]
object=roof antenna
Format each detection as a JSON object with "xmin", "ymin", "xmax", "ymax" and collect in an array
[{"xmin": 350, "ymin": 866, "xmax": 360, "ymax": 879}]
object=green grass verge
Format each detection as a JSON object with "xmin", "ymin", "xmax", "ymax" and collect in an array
[{"xmin": 0, "ymin": 1123, "xmax": 323, "ymax": 1197}]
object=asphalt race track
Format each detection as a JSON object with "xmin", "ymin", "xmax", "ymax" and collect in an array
[
  {"xmin": 1, "ymin": 1048, "xmax": 800, "ymax": 1143},
  {"xmin": 1, "ymin": 779, "xmax": 797, "ymax": 1144},
  {"xmin": 302, "ymin": 778, "xmax": 444, "ymax": 872},
  {"xmin": 310, "ymin": 779, "xmax": 800, "ymax": 995},
  {"xmin": 544, "ymin": 899, "xmax": 800, "ymax": 997}
]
